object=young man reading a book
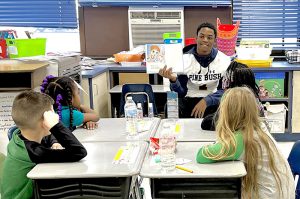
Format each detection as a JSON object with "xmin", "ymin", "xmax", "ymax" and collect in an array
[{"xmin": 159, "ymin": 22, "xmax": 231, "ymax": 118}]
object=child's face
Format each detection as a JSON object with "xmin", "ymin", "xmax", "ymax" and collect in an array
[
  {"xmin": 150, "ymin": 49, "xmax": 159, "ymax": 59},
  {"xmin": 72, "ymin": 83, "xmax": 81, "ymax": 109}
]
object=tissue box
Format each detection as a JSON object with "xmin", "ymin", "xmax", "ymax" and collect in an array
[{"xmin": 265, "ymin": 103, "xmax": 287, "ymax": 133}]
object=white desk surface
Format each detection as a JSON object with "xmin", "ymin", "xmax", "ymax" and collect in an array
[
  {"xmin": 140, "ymin": 142, "xmax": 247, "ymax": 178},
  {"xmin": 154, "ymin": 119, "xmax": 217, "ymax": 142},
  {"xmin": 73, "ymin": 118, "xmax": 160, "ymax": 142},
  {"xmin": 109, "ymin": 85, "xmax": 170, "ymax": 94},
  {"xmin": 27, "ymin": 141, "xmax": 148, "ymax": 179},
  {"xmin": 0, "ymin": 132, "xmax": 8, "ymax": 155}
]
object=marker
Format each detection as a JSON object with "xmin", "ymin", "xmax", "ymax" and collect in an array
[{"xmin": 176, "ymin": 165, "xmax": 193, "ymax": 173}]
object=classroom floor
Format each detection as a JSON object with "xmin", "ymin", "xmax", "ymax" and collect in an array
[{"xmin": 140, "ymin": 142, "xmax": 295, "ymax": 199}]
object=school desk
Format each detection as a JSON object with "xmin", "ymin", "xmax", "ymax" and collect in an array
[
  {"xmin": 73, "ymin": 117, "xmax": 160, "ymax": 142},
  {"xmin": 154, "ymin": 118, "xmax": 217, "ymax": 142},
  {"xmin": 27, "ymin": 141, "xmax": 148, "ymax": 199},
  {"xmin": 140, "ymin": 142, "xmax": 246, "ymax": 199},
  {"xmin": 0, "ymin": 59, "xmax": 49, "ymax": 90}
]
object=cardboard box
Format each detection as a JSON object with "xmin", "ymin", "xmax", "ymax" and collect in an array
[{"xmin": 265, "ymin": 103, "xmax": 287, "ymax": 133}]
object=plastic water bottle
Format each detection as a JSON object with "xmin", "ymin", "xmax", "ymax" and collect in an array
[
  {"xmin": 167, "ymin": 91, "xmax": 179, "ymax": 119},
  {"xmin": 137, "ymin": 103, "xmax": 143, "ymax": 133},
  {"xmin": 159, "ymin": 122, "xmax": 176, "ymax": 173},
  {"xmin": 148, "ymin": 103, "xmax": 154, "ymax": 119},
  {"xmin": 124, "ymin": 96, "xmax": 137, "ymax": 139},
  {"xmin": 137, "ymin": 103, "xmax": 143, "ymax": 120}
]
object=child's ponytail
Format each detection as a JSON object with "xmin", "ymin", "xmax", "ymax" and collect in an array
[
  {"xmin": 40, "ymin": 75, "xmax": 55, "ymax": 93},
  {"xmin": 55, "ymin": 94, "xmax": 63, "ymax": 120}
]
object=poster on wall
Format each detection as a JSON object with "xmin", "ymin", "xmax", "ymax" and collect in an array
[{"xmin": 0, "ymin": 92, "xmax": 19, "ymax": 134}]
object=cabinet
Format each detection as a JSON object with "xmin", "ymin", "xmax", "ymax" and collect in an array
[
  {"xmin": 292, "ymin": 71, "xmax": 300, "ymax": 133},
  {"xmin": 0, "ymin": 60, "xmax": 49, "ymax": 134},
  {"xmin": 0, "ymin": 60, "xmax": 48, "ymax": 90},
  {"xmin": 82, "ymin": 70, "xmax": 110, "ymax": 118},
  {"xmin": 252, "ymin": 61, "xmax": 300, "ymax": 141}
]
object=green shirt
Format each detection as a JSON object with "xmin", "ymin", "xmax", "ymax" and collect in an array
[
  {"xmin": 196, "ymin": 132, "xmax": 244, "ymax": 163},
  {"xmin": 1, "ymin": 129, "xmax": 36, "ymax": 199}
]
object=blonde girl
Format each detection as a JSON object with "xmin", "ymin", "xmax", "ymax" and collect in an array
[{"xmin": 196, "ymin": 87, "xmax": 294, "ymax": 198}]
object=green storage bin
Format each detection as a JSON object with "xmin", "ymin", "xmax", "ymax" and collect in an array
[
  {"xmin": 163, "ymin": 32, "xmax": 181, "ymax": 40},
  {"xmin": 6, "ymin": 38, "xmax": 46, "ymax": 58}
]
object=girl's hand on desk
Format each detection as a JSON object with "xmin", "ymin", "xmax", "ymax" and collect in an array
[{"xmin": 83, "ymin": 121, "xmax": 98, "ymax": 130}]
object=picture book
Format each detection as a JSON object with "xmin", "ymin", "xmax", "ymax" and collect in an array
[{"xmin": 145, "ymin": 43, "xmax": 184, "ymax": 74}]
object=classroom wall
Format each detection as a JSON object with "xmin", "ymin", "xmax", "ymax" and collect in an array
[{"xmin": 79, "ymin": 6, "xmax": 232, "ymax": 57}]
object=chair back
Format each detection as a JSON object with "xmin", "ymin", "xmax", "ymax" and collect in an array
[
  {"xmin": 119, "ymin": 84, "xmax": 157, "ymax": 117},
  {"xmin": 7, "ymin": 126, "xmax": 17, "ymax": 140},
  {"xmin": 288, "ymin": 140, "xmax": 300, "ymax": 198}
]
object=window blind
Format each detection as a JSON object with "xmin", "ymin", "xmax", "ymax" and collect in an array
[
  {"xmin": 0, "ymin": 0, "xmax": 77, "ymax": 28},
  {"xmin": 78, "ymin": 0, "xmax": 231, "ymax": 7},
  {"xmin": 233, "ymin": 0, "xmax": 300, "ymax": 50}
]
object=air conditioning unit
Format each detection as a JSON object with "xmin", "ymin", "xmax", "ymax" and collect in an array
[{"xmin": 128, "ymin": 7, "xmax": 184, "ymax": 49}]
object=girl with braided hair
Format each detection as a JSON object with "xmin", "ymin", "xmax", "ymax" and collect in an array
[
  {"xmin": 41, "ymin": 75, "xmax": 99, "ymax": 131},
  {"xmin": 201, "ymin": 61, "xmax": 265, "ymax": 130}
]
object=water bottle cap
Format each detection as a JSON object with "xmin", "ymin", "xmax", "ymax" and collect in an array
[
  {"xmin": 127, "ymin": 96, "xmax": 133, "ymax": 100},
  {"xmin": 149, "ymin": 103, "xmax": 153, "ymax": 107},
  {"xmin": 137, "ymin": 103, "xmax": 142, "ymax": 108}
]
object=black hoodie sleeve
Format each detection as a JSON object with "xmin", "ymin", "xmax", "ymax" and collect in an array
[
  {"xmin": 170, "ymin": 75, "xmax": 189, "ymax": 97},
  {"xmin": 41, "ymin": 134, "xmax": 58, "ymax": 147},
  {"xmin": 23, "ymin": 122, "xmax": 87, "ymax": 164}
]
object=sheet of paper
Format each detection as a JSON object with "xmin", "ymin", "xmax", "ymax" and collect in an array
[
  {"xmin": 112, "ymin": 144, "xmax": 139, "ymax": 164},
  {"xmin": 0, "ymin": 92, "xmax": 19, "ymax": 134},
  {"xmin": 146, "ymin": 43, "xmax": 183, "ymax": 74}
]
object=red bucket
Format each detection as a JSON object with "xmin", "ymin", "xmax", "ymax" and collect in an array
[
  {"xmin": 216, "ymin": 18, "xmax": 240, "ymax": 56},
  {"xmin": 0, "ymin": 39, "xmax": 7, "ymax": 59},
  {"xmin": 185, "ymin": 38, "xmax": 196, "ymax": 46}
]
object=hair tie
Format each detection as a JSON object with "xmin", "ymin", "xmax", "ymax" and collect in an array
[
  {"xmin": 40, "ymin": 75, "xmax": 55, "ymax": 93},
  {"xmin": 56, "ymin": 94, "xmax": 63, "ymax": 120}
]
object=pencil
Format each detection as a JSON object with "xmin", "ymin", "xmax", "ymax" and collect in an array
[{"xmin": 176, "ymin": 165, "xmax": 193, "ymax": 173}]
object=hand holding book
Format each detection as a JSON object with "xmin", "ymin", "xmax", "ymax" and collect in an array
[{"xmin": 158, "ymin": 65, "xmax": 177, "ymax": 82}]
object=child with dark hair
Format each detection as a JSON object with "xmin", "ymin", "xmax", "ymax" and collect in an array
[
  {"xmin": 1, "ymin": 90, "xmax": 87, "ymax": 199},
  {"xmin": 41, "ymin": 75, "xmax": 100, "ymax": 131},
  {"xmin": 201, "ymin": 61, "xmax": 264, "ymax": 130}
]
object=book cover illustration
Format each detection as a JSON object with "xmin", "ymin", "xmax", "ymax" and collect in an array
[{"xmin": 145, "ymin": 44, "xmax": 183, "ymax": 74}]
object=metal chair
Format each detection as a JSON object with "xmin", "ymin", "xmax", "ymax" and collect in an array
[
  {"xmin": 288, "ymin": 140, "xmax": 300, "ymax": 199},
  {"xmin": 7, "ymin": 126, "xmax": 18, "ymax": 140},
  {"xmin": 119, "ymin": 84, "xmax": 157, "ymax": 117}
]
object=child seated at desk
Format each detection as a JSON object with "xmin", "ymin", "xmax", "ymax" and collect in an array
[
  {"xmin": 1, "ymin": 91, "xmax": 87, "ymax": 199},
  {"xmin": 196, "ymin": 87, "xmax": 294, "ymax": 199},
  {"xmin": 41, "ymin": 75, "xmax": 100, "ymax": 131},
  {"xmin": 201, "ymin": 61, "xmax": 265, "ymax": 130}
]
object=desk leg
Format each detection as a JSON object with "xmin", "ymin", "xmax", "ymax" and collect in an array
[
  {"xmin": 33, "ymin": 180, "xmax": 40, "ymax": 199},
  {"xmin": 110, "ymin": 94, "xmax": 116, "ymax": 118},
  {"xmin": 88, "ymin": 78, "xmax": 94, "ymax": 109},
  {"xmin": 129, "ymin": 175, "xmax": 142, "ymax": 199}
]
